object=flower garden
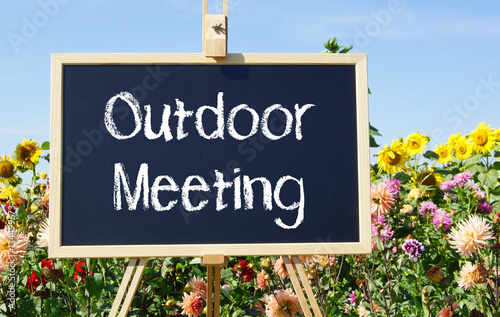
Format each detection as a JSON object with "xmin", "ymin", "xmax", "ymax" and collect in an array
[{"xmin": 1, "ymin": 121, "xmax": 500, "ymax": 317}]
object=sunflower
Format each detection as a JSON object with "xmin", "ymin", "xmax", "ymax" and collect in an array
[
  {"xmin": 15, "ymin": 139, "xmax": 42, "ymax": 170},
  {"xmin": 493, "ymin": 128, "xmax": 500, "ymax": 142},
  {"xmin": 468, "ymin": 122, "xmax": 495, "ymax": 154},
  {"xmin": 447, "ymin": 133, "xmax": 462, "ymax": 149},
  {"xmin": 434, "ymin": 143, "xmax": 452, "ymax": 165},
  {"xmin": 412, "ymin": 167, "xmax": 442, "ymax": 192},
  {"xmin": 454, "ymin": 136, "xmax": 473, "ymax": 161},
  {"xmin": 405, "ymin": 132, "xmax": 428, "ymax": 156},
  {"xmin": 0, "ymin": 154, "xmax": 19, "ymax": 184},
  {"xmin": 0, "ymin": 185, "xmax": 22, "ymax": 204},
  {"xmin": 377, "ymin": 140, "xmax": 408, "ymax": 174}
]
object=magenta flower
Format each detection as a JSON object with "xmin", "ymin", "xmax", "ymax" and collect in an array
[
  {"xmin": 440, "ymin": 180, "xmax": 456, "ymax": 191},
  {"xmin": 420, "ymin": 201, "xmax": 438, "ymax": 217},
  {"xmin": 382, "ymin": 179, "xmax": 401, "ymax": 198},
  {"xmin": 477, "ymin": 202, "xmax": 492, "ymax": 214},
  {"xmin": 453, "ymin": 171, "xmax": 473, "ymax": 186},
  {"xmin": 379, "ymin": 226, "xmax": 394, "ymax": 242},
  {"xmin": 432, "ymin": 209, "xmax": 452, "ymax": 231},
  {"xmin": 348, "ymin": 291, "xmax": 356, "ymax": 305},
  {"xmin": 402, "ymin": 239, "xmax": 425, "ymax": 261}
]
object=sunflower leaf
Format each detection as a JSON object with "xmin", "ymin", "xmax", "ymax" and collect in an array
[
  {"xmin": 478, "ymin": 169, "xmax": 498, "ymax": 188},
  {"xmin": 369, "ymin": 124, "xmax": 382, "ymax": 136},
  {"xmin": 423, "ymin": 150, "xmax": 439, "ymax": 160},
  {"xmin": 394, "ymin": 172, "xmax": 411, "ymax": 183},
  {"xmin": 41, "ymin": 141, "xmax": 50, "ymax": 150},
  {"xmin": 464, "ymin": 154, "xmax": 483, "ymax": 169},
  {"xmin": 370, "ymin": 135, "xmax": 380, "ymax": 148}
]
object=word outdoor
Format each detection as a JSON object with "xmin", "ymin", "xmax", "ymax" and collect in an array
[{"xmin": 105, "ymin": 91, "xmax": 316, "ymax": 229}]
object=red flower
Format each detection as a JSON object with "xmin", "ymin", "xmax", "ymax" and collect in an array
[
  {"xmin": 233, "ymin": 260, "xmax": 255, "ymax": 282},
  {"xmin": 73, "ymin": 260, "xmax": 92, "ymax": 281},
  {"xmin": 26, "ymin": 271, "xmax": 42, "ymax": 291},
  {"xmin": 27, "ymin": 259, "xmax": 54, "ymax": 290},
  {"xmin": 42, "ymin": 259, "xmax": 53, "ymax": 269}
]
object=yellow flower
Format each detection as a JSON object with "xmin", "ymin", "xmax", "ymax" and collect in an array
[
  {"xmin": 405, "ymin": 132, "xmax": 428, "ymax": 156},
  {"xmin": 454, "ymin": 136, "xmax": 473, "ymax": 161},
  {"xmin": 15, "ymin": 139, "xmax": 42, "ymax": 169},
  {"xmin": 434, "ymin": 143, "xmax": 452, "ymax": 165},
  {"xmin": 407, "ymin": 188, "xmax": 422, "ymax": 200},
  {"xmin": 469, "ymin": 122, "xmax": 495, "ymax": 154},
  {"xmin": 377, "ymin": 140, "xmax": 408, "ymax": 174},
  {"xmin": 0, "ymin": 185, "xmax": 22, "ymax": 204},
  {"xmin": 0, "ymin": 154, "xmax": 19, "ymax": 184},
  {"xmin": 494, "ymin": 128, "xmax": 500, "ymax": 142},
  {"xmin": 448, "ymin": 133, "xmax": 462, "ymax": 149}
]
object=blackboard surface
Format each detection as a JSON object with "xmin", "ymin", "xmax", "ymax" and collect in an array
[{"xmin": 61, "ymin": 64, "xmax": 358, "ymax": 246}]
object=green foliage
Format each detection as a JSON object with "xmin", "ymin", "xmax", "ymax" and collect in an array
[{"xmin": 322, "ymin": 38, "xmax": 353, "ymax": 54}]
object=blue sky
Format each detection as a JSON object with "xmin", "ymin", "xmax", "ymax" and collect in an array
[{"xmin": 1, "ymin": 0, "xmax": 500, "ymax": 174}]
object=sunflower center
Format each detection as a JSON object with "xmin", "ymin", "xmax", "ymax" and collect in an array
[
  {"xmin": 409, "ymin": 140, "xmax": 420, "ymax": 149},
  {"xmin": 474, "ymin": 131, "xmax": 488, "ymax": 146},
  {"xmin": 0, "ymin": 162, "xmax": 14, "ymax": 178},
  {"xmin": 386, "ymin": 151, "xmax": 401, "ymax": 165},
  {"xmin": 419, "ymin": 173, "xmax": 436, "ymax": 186}
]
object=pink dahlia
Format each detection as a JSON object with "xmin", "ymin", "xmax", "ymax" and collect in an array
[{"xmin": 180, "ymin": 292, "xmax": 203, "ymax": 317}]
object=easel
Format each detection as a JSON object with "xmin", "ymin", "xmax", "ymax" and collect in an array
[
  {"xmin": 110, "ymin": 258, "xmax": 149, "ymax": 317},
  {"xmin": 283, "ymin": 256, "xmax": 323, "ymax": 317},
  {"xmin": 110, "ymin": 1, "xmax": 322, "ymax": 315}
]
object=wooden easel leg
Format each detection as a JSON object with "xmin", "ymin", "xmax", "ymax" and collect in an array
[
  {"xmin": 213, "ymin": 265, "xmax": 221, "ymax": 317},
  {"xmin": 110, "ymin": 258, "xmax": 149, "ymax": 317},
  {"xmin": 206, "ymin": 265, "xmax": 213, "ymax": 317},
  {"xmin": 283, "ymin": 256, "xmax": 323, "ymax": 317},
  {"xmin": 202, "ymin": 255, "xmax": 227, "ymax": 317}
]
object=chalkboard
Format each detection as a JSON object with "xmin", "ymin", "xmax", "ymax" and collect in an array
[{"xmin": 49, "ymin": 53, "xmax": 370, "ymax": 257}]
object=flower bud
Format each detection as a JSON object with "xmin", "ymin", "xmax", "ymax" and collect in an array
[
  {"xmin": 40, "ymin": 172, "xmax": 47, "ymax": 180},
  {"xmin": 183, "ymin": 283, "xmax": 192, "ymax": 293},
  {"xmin": 425, "ymin": 264, "xmax": 444, "ymax": 283},
  {"xmin": 260, "ymin": 257, "xmax": 271, "ymax": 269},
  {"xmin": 494, "ymin": 213, "xmax": 500, "ymax": 223},
  {"xmin": 165, "ymin": 299, "xmax": 175, "ymax": 308}
]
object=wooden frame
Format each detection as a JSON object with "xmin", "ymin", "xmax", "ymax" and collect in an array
[{"xmin": 49, "ymin": 53, "xmax": 370, "ymax": 258}]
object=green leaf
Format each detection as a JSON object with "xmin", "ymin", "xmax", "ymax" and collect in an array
[
  {"xmin": 339, "ymin": 45, "xmax": 353, "ymax": 53},
  {"xmin": 394, "ymin": 172, "xmax": 411, "ymax": 183},
  {"xmin": 423, "ymin": 150, "xmax": 440, "ymax": 160},
  {"xmin": 370, "ymin": 135, "xmax": 380, "ymax": 148},
  {"xmin": 478, "ymin": 169, "xmax": 498, "ymax": 188},
  {"xmin": 89, "ymin": 273, "xmax": 104, "ymax": 301},
  {"xmin": 468, "ymin": 164, "xmax": 487, "ymax": 174},
  {"xmin": 232, "ymin": 309, "xmax": 245, "ymax": 317},
  {"xmin": 464, "ymin": 154, "xmax": 483, "ymax": 169},
  {"xmin": 369, "ymin": 124, "xmax": 382, "ymax": 136},
  {"xmin": 189, "ymin": 258, "xmax": 201, "ymax": 265},
  {"xmin": 41, "ymin": 141, "xmax": 50, "ymax": 150}
]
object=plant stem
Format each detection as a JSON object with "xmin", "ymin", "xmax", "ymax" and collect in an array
[{"xmin": 477, "ymin": 255, "xmax": 497, "ymax": 310}]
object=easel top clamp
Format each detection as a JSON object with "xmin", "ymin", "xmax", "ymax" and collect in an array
[{"xmin": 203, "ymin": 0, "xmax": 228, "ymax": 57}]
